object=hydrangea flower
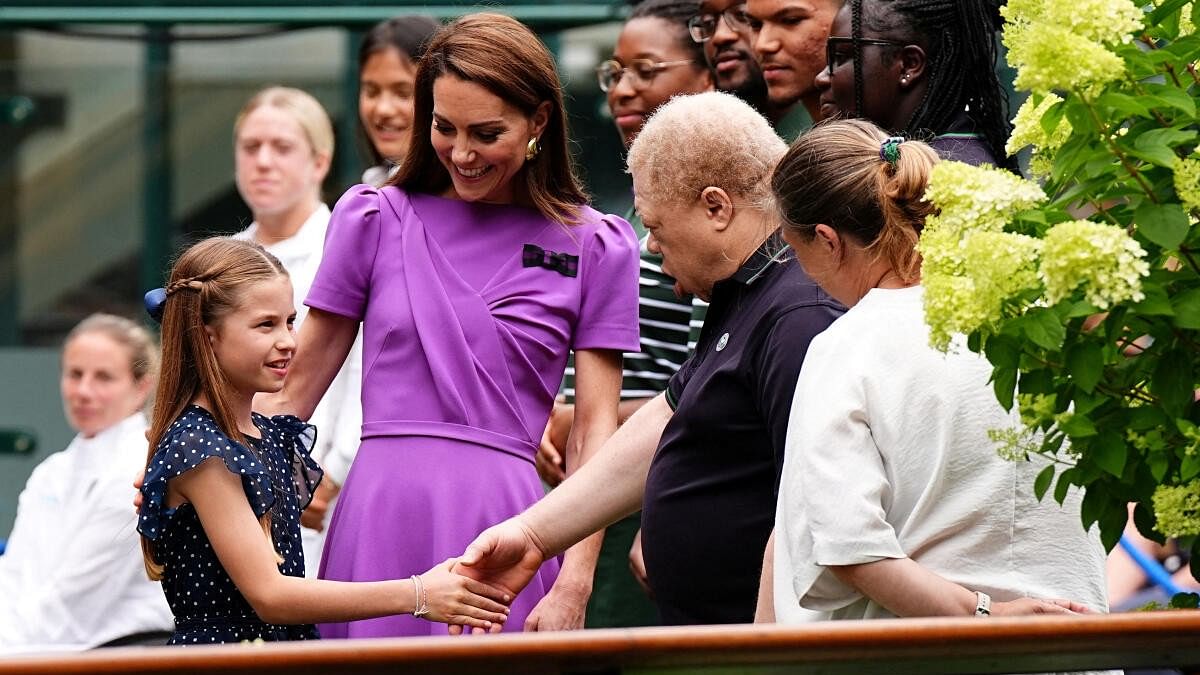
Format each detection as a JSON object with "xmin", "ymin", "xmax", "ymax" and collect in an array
[
  {"xmin": 1153, "ymin": 481, "xmax": 1200, "ymax": 537},
  {"xmin": 1005, "ymin": 23, "xmax": 1129, "ymax": 94},
  {"xmin": 921, "ymin": 161, "xmax": 1046, "ymax": 244},
  {"xmin": 922, "ymin": 232, "xmax": 1042, "ymax": 350},
  {"xmin": 1039, "ymin": 220, "xmax": 1150, "ymax": 307},
  {"xmin": 1008, "ymin": 94, "xmax": 1073, "ymax": 177},
  {"xmin": 1174, "ymin": 157, "xmax": 1200, "ymax": 214},
  {"xmin": 1002, "ymin": 0, "xmax": 1143, "ymax": 94}
]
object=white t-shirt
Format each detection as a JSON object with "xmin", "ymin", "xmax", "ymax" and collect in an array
[
  {"xmin": 236, "ymin": 204, "xmax": 363, "ymax": 576},
  {"xmin": 0, "ymin": 413, "xmax": 173, "ymax": 652},
  {"xmin": 774, "ymin": 285, "xmax": 1108, "ymax": 622}
]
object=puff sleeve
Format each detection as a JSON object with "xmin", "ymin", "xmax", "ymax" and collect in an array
[
  {"xmin": 573, "ymin": 213, "xmax": 641, "ymax": 352},
  {"xmin": 305, "ymin": 184, "xmax": 384, "ymax": 321}
]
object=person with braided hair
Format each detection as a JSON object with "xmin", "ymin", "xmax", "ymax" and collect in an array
[{"xmin": 814, "ymin": 0, "xmax": 1017, "ymax": 169}]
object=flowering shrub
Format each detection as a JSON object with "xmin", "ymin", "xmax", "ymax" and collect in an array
[{"xmin": 921, "ymin": 0, "xmax": 1200, "ymax": 581}]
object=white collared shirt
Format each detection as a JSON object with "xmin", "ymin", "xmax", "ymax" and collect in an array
[{"xmin": 0, "ymin": 413, "xmax": 173, "ymax": 652}]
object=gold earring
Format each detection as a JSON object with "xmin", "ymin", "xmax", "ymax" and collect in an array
[{"xmin": 525, "ymin": 137, "xmax": 540, "ymax": 161}]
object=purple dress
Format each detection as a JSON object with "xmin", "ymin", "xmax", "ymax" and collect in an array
[{"xmin": 306, "ymin": 185, "xmax": 640, "ymax": 638}]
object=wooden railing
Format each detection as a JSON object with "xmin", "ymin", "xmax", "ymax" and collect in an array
[{"xmin": 3, "ymin": 612, "xmax": 1198, "ymax": 675}]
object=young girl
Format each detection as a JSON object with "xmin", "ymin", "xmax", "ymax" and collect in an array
[{"xmin": 137, "ymin": 237, "xmax": 509, "ymax": 645}]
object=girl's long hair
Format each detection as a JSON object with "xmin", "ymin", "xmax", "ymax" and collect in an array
[{"xmin": 141, "ymin": 237, "xmax": 288, "ymax": 579}]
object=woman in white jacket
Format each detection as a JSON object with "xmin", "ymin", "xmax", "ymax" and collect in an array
[{"xmin": 0, "ymin": 314, "xmax": 172, "ymax": 651}]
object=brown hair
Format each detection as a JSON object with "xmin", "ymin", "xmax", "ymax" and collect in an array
[
  {"xmin": 64, "ymin": 313, "xmax": 159, "ymax": 386},
  {"xmin": 141, "ymin": 237, "xmax": 288, "ymax": 579},
  {"xmin": 390, "ymin": 12, "xmax": 588, "ymax": 225},
  {"xmin": 771, "ymin": 119, "xmax": 938, "ymax": 284}
]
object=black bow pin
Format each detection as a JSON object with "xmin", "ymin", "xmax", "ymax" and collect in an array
[{"xmin": 522, "ymin": 244, "xmax": 579, "ymax": 278}]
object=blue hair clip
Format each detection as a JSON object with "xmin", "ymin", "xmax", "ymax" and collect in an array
[{"xmin": 144, "ymin": 288, "xmax": 168, "ymax": 324}]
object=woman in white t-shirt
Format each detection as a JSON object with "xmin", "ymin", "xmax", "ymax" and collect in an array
[
  {"xmin": 231, "ymin": 87, "xmax": 362, "ymax": 576},
  {"xmin": 0, "ymin": 314, "xmax": 172, "ymax": 652},
  {"xmin": 764, "ymin": 119, "xmax": 1108, "ymax": 621}
]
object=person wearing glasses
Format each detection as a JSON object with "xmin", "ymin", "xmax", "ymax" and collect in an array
[
  {"xmin": 539, "ymin": 0, "xmax": 712, "ymax": 628},
  {"xmin": 685, "ymin": 2, "xmax": 769, "ymax": 116},
  {"xmin": 743, "ymin": 0, "xmax": 842, "ymax": 122},
  {"xmin": 814, "ymin": 0, "xmax": 1013, "ymax": 169}
]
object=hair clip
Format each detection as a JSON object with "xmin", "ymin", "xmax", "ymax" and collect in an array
[
  {"xmin": 144, "ymin": 288, "xmax": 168, "ymax": 324},
  {"xmin": 879, "ymin": 136, "xmax": 906, "ymax": 167}
]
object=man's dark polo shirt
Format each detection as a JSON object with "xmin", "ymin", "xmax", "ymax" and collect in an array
[{"xmin": 640, "ymin": 234, "xmax": 844, "ymax": 625}]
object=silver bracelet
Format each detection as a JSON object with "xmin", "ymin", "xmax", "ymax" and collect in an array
[
  {"xmin": 410, "ymin": 574, "xmax": 430, "ymax": 618},
  {"xmin": 974, "ymin": 590, "xmax": 992, "ymax": 617}
]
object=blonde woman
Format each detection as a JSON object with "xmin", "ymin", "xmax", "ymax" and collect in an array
[{"xmin": 0, "ymin": 314, "xmax": 172, "ymax": 651}]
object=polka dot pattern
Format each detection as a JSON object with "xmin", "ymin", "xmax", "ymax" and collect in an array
[{"xmin": 137, "ymin": 405, "xmax": 324, "ymax": 644}]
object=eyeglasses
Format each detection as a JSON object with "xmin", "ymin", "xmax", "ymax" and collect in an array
[
  {"xmin": 825, "ymin": 37, "xmax": 909, "ymax": 77},
  {"xmin": 595, "ymin": 58, "xmax": 696, "ymax": 92},
  {"xmin": 687, "ymin": 5, "xmax": 753, "ymax": 43}
]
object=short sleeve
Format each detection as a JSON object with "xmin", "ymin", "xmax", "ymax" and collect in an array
[
  {"xmin": 573, "ymin": 214, "xmax": 641, "ymax": 352},
  {"xmin": 305, "ymin": 184, "xmax": 384, "ymax": 321},
  {"xmin": 137, "ymin": 409, "xmax": 278, "ymax": 542},
  {"xmin": 776, "ymin": 331, "xmax": 906, "ymax": 611},
  {"xmin": 267, "ymin": 414, "xmax": 324, "ymax": 510}
]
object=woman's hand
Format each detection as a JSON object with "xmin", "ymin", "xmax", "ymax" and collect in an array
[
  {"xmin": 536, "ymin": 398, "xmax": 572, "ymax": 486},
  {"xmin": 628, "ymin": 528, "xmax": 653, "ymax": 598},
  {"xmin": 524, "ymin": 581, "xmax": 590, "ymax": 631},
  {"xmin": 991, "ymin": 597, "xmax": 1094, "ymax": 616},
  {"xmin": 418, "ymin": 558, "xmax": 512, "ymax": 629}
]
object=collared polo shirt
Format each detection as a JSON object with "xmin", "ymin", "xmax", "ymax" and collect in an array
[{"xmin": 640, "ymin": 233, "xmax": 844, "ymax": 625}]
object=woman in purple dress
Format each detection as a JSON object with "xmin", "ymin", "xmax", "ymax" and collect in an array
[{"xmin": 263, "ymin": 13, "xmax": 641, "ymax": 638}]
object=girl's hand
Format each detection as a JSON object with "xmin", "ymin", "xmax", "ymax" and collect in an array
[{"xmin": 418, "ymin": 558, "xmax": 512, "ymax": 629}]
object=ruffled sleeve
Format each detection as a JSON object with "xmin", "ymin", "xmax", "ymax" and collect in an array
[
  {"xmin": 574, "ymin": 212, "xmax": 641, "ymax": 352},
  {"xmin": 268, "ymin": 414, "xmax": 323, "ymax": 511},
  {"xmin": 137, "ymin": 407, "xmax": 278, "ymax": 542}
]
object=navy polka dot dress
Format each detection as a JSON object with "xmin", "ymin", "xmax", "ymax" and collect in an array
[{"xmin": 138, "ymin": 405, "xmax": 324, "ymax": 645}]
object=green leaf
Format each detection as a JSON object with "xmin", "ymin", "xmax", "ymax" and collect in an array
[
  {"xmin": 1023, "ymin": 309, "xmax": 1066, "ymax": 351},
  {"xmin": 1136, "ymin": 127, "xmax": 1198, "ymax": 151},
  {"xmin": 1150, "ymin": 451, "xmax": 1170, "ymax": 481},
  {"xmin": 1061, "ymin": 414, "xmax": 1099, "ymax": 437},
  {"xmin": 1039, "ymin": 97, "xmax": 1067, "ymax": 135},
  {"xmin": 1150, "ymin": 0, "xmax": 1190, "ymax": 24},
  {"xmin": 1097, "ymin": 92, "xmax": 1151, "ymax": 118},
  {"xmin": 1150, "ymin": 87, "xmax": 1197, "ymax": 118},
  {"xmin": 1100, "ymin": 501, "xmax": 1128, "ymax": 552},
  {"xmin": 1182, "ymin": 451, "xmax": 1200, "ymax": 481},
  {"xmin": 1169, "ymin": 592, "xmax": 1200, "ymax": 609},
  {"xmin": 1034, "ymin": 464, "xmax": 1055, "ymax": 501},
  {"xmin": 1066, "ymin": 342, "xmax": 1104, "ymax": 393},
  {"xmin": 984, "ymin": 334, "xmax": 1021, "ymax": 370},
  {"xmin": 1092, "ymin": 433, "xmax": 1128, "ymax": 477},
  {"xmin": 1136, "ymin": 202, "xmax": 1191, "ymax": 249},
  {"xmin": 1080, "ymin": 484, "xmax": 1106, "ymax": 529},
  {"xmin": 1151, "ymin": 349, "xmax": 1194, "ymax": 418},
  {"xmin": 1133, "ymin": 284, "xmax": 1177, "ymax": 316},
  {"xmin": 992, "ymin": 365, "xmax": 1017, "ymax": 412},
  {"xmin": 1054, "ymin": 468, "xmax": 1076, "ymax": 505},
  {"xmin": 1171, "ymin": 288, "xmax": 1200, "ymax": 329},
  {"xmin": 1134, "ymin": 502, "xmax": 1167, "ymax": 545}
]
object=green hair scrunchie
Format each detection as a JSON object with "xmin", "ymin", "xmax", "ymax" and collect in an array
[{"xmin": 879, "ymin": 136, "xmax": 905, "ymax": 167}]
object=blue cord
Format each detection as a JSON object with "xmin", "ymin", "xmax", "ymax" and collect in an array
[{"xmin": 1120, "ymin": 534, "xmax": 1184, "ymax": 596}]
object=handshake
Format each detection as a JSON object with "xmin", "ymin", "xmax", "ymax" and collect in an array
[{"xmin": 440, "ymin": 517, "xmax": 554, "ymax": 634}]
